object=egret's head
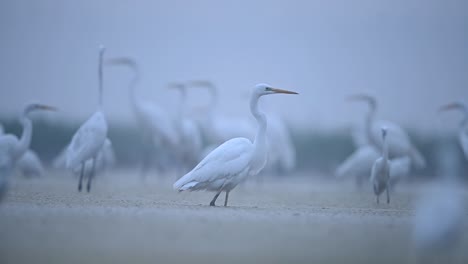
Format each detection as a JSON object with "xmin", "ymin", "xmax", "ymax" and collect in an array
[
  {"xmin": 253, "ymin": 83, "xmax": 298, "ymax": 97},
  {"xmin": 347, "ymin": 93, "xmax": 377, "ymax": 110},
  {"xmin": 23, "ymin": 103, "xmax": 57, "ymax": 115},
  {"xmin": 439, "ymin": 101, "xmax": 467, "ymax": 113}
]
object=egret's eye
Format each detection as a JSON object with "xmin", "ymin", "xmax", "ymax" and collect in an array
[{"xmin": 265, "ymin": 87, "xmax": 272, "ymax": 91}]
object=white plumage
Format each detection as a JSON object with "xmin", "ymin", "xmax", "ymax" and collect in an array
[
  {"xmin": 0, "ymin": 104, "xmax": 56, "ymax": 201},
  {"xmin": 439, "ymin": 101, "xmax": 468, "ymax": 160},
  {"xmin": 106, "ymin": 57, "xmax": 180, "ymax": 175},
  {"xmin": 66, "ymin": 46, "xmax": 108, "ymax": 192},
  {"xmin": 174, "ymin": 84, "xmax": 298, "ymax": 206},
  {"xmin": 16, "ymin": 150, "xmax": 44, "ymax": 177},
  {"xmin": 349, "ymin": 94, "xmax": 426, "ymax": 169}
]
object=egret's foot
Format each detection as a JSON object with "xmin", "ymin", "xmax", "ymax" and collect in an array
[
  {"xmin": 209, "ymin": 201, "xmax": 216, "ymax": 206},
  {"xmin": 78, "ymin": 184, "xmax": 82, "ymax": 192}
]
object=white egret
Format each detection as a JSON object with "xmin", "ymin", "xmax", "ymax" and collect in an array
[
  {"xmin": 66, "ymin": 46, "xmax": 108, "ymax": 192},
  {"xmin": 370, "ymin": 127, "xmax": 390, "ymax": 204},
  {"xmin": 348, "ymin": 94, "xmax": 426, "ymax": 168},
  {"xmin": 439, "ymin": 101, "xmax": 468, "ymax": 160},
  {"xmin": 412, "ymin": 182, "xmax": 465, "ymax": 262},
  {"xmin": 16, "ymin": 150, "xmax": 44, "ymax": 177},
  {"xmin": 106, "ymin": 57, "xmax": 179, "ymax": 176},
  {"xmin": 0, "ymin": 103, "xmax": 56, "ymax": 200},
  {"xmin": 174, "ymin": 84, "xmax": 298, "ymax": 206},
  {"xmin": 189, "ymin": 81, "xmax": 296, "ymax": 174},
  {"xmin": 168, "ymin": 83, "xmax": 203, "ymax": 170}
]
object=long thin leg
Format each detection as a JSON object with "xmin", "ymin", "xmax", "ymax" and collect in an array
[
  {"xmin": 78, "ymin": 163, "xmax": 84, "ymax": 192},
  {"xmin": 210, "ymin": 190, "xmax": 222, "ymax": 206},
  {"xmin": 376, "ymin": 195, "xmax": 379, "ymax": 204},
  {"xmin": 224, "ymin": 191, "xmax": 230, "ymax": 207},
  {"xmin": 386, "ymin": 187, "xmax": 390, "ymax": 204},
  {"xmin": 86, "ymin": 158, "xmax": 96, "ymax": 193}
]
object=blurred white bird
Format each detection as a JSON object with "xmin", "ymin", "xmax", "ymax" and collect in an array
[
  {"xmin": 439, "ymin": 101, "xmax": 468, "ymax": 160},
  {"xmin": 0, "ymin": 104, "xmax": 56, "ymax": 200},
  {"xmin": 264, "ymin": 115, "xmax": 296, "ymax": 173},
  {"xmin": 168, "ymin": 83, "xmax": 203, "ymax": 171},
  {"xmin": 55, "ymin": 138, "xmax": 115, "ymax": 175},
  {"xmin": 370, "ymin": 127, "xmax": 390, "ymax": 204},
  {"xmin": 106, "ymin": 57, "xmax": 179, "ymax": 176},
  {"xmin": 66, "ymin": 46, "xmax": 108, "ymax": 192},
  {"xmin": 174, "ymin": 84, "xmax": 298, "ymax": 206},
  {"xmin": 16, "ymin": 150, "xmax": 44, "ymax": 177},
  {"xmin": 412, "ymin": 182, "xmax": 465, "ymax": 263},
  {"xmin": 348, "ymin": 94, "xmax": 426, "ymax": 169},
  {"xmin": 188, "ymin": 81, "xmax": 256, "ymax": 146}
]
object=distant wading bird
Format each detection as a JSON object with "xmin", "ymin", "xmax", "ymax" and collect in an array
[
  {"xmin": 66, "ymin": 46, "xmax": 108, "ymax": 192},
  {"xmin": 168, "ymin": 83, "xmax": 203, "ymax": 172},
  {"xmin": 0, "ymin": 104, "xmax": 56, "ymax": 200},
  {"xmin": 173, "ymin": 84, "xmax": 298, "ymax": 206},
  {"xmin": 106, "ymin": 57, "xmax": 179, "ymax": 176},
  {"xmin": 371, "ymin": 127, "xmax": 390, "ymax": 204},
  {"xmin": 439, "ymin": 101, "xmax": 468, "ymax": 160},
  {"xmin": 338, "ymin": 94, "xmax": 425, "ymax": 187}
]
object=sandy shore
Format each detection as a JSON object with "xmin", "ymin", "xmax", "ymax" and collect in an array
[{"xmin": 0, "ymin": 169, "xmax": 467, "ymax": 264}]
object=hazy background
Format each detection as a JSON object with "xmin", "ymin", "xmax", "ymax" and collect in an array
[
  {"xmin": 1, "ymin": 0, "xmax": 467, "ymax": 174},
  {"xmin": 0, "ymin": 0, "xmax": 467, "ymax": 132}
]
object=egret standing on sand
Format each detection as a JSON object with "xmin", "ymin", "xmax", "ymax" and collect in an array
[
  {"xmin": 173, "ymin": 84, "xmax": 298, "ymax": 206},
  {"xmin": 66, "ymin": 46, "xmax": 108, "ymax": 192},
  {"xmin": 0, "ymin": 104, "xmax": 56, "ymax": 200},
  {"xmin": 348, "ymin": 94, "xmax": 425, "ymax": 168},
  {"xmin": 370, "ymin": 127, "xmax": 390, "ymax": 204},
  {"xmin": 439, "ymin": 101, "xmax": 468, "ymax": 160}
]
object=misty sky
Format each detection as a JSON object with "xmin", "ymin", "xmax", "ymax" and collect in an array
[{"xmin": 0, "ymin": 0, "xmax": 467, "ymax": 133}]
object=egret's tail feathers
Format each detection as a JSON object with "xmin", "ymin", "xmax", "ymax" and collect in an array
[{"xmin": 173, "ymin": 172, "xmax": 197, "ymax": 191}]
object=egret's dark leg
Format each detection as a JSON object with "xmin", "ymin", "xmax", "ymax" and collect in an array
[
  {"xmin": 224, "ymin": 191, "xmax": 230, "ymax": 207},
  {"xmin": 210, "ymin": 190, "xmax": 222, "ymax": 206},
  {"xmin": 86, "ymin": 158, "xmax": 96, "ymax": 193},
  {"xmin": 386, "ymin": 188, "xmax": 390, "ymax": 204},
  {"xmin": 376, "ymin": 195, "xmax": 379, "ymax": 204},
  {"xmin": 78, "ymin": 163, "xmax": 84, "ymax": 192}
]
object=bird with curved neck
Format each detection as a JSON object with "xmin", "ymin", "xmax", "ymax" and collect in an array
[
  {"xmin": 168, "ymin": 83, "xmax": 203, "ymax": 171},
  {"xmin": 348, "ymin": 94, "xmax": 425, "ymax": 169},
  {"xmin": 0, "ymin": 103, "xmax": 56, "ymax": 200},
  {"xmin": 66, "ymin": 46, "xmax": 108, "ymax": 192},
  {"xmin": 173, "ymin": 83, "xmax": 298, "ymax": 207},
  {"xmin": 439, "ymin": 101, "xmax": 468, "ymax": 160},
  {"xmin": 106, "ymin": 57, "xmax": 180, "ymax": 177},
  {"xmin": 371, "ymin": 127, "xmax": 390, "ymax": 204}
]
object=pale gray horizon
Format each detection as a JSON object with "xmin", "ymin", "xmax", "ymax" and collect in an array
[{"xmin": 1, "ymin": 0, "xmax": 467, "ymax": 134}]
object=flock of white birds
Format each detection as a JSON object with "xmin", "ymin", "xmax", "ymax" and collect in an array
[{"xmin": 0, "ymin": 46, "xmax": 467, "ymax": 257}]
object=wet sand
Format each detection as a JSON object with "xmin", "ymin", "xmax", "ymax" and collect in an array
[{"xmin": 0, "ymin": 170, "xmax": 467, "ymax": 264}]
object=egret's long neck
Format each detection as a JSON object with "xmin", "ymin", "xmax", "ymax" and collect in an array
[
  {"xmin": 98, "ymin": 51, "xmax": 104, "ymax": 111},
  {"xmin": 250, "ymin": 94, "xmax": 267, "ymax": 155},
  {"xmin": 365, "ymin": 103, "xmax": 377, "ymax": 146},
  {"xmin": 382, "ymin": 134, "xmax": 388, "ymax": 161},
  {"xmin": 14, "ymin": 113, "xmax": 32, "ymax": 160}
]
